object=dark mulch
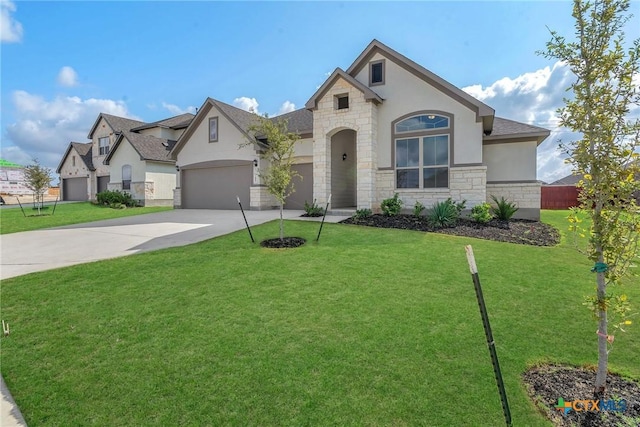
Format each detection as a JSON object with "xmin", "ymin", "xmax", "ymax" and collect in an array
[
  {"xmin": 340, "ymin": 214, "xmax": 560, "ymax": 246},
  {"xmin": 300, "ymin": 213, "xmax": 324, "ymax": 217},
  {"xmin": 523, "ymin": 365, "xmax": 640, "ymax": 426},
  {"xmin": 260, "ymin": 237, "xmax": 306, "ymax": 248}
]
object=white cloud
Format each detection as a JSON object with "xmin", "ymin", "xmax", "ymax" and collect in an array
[
  {"xmin": 233, "ymin": 97, "xmax": 260, "ymax": 114},
  {"xmin": 3, "ymin": 90, "xmax": 139, "ymax": 170},
  {"xmin": 277, "ymin": 101, "xmax": 296, "ymax": 115},
  {"xmin": 161, "ymin": 102, "xmax": 196, "ymax": 115},
  {"xmin": 1, "ymin": 0, "xmax": 22, "ymax": 43},
  {"xmin": 57, "ymin": 66, "xmax": 78, "ymax": 87},
  {"xmin": 463, "ymin": 61, "xmax": 577, "ymax": 183}
]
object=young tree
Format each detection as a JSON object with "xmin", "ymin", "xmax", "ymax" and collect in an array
[
  {"xmin": 542, "ymin": 0, "xmax": 640, "ymax": 395},
  {"xmin": 23, "ymin": 159, "xmax": 53, "ymax": 215},
  {"xmin": 249, "ymin": 116, "xmax": 300, "ymax": 241}
]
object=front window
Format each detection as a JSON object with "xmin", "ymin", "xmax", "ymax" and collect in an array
[
  {"xmin": 99, "ymin": 137, "xmax": 109, "ymax": 155},
  {"xmin": 394, "ymin": 114, "xmax": 451, "ymax": 189},
  {"xmin": 122, "ymin": 165, "xmax": 131, "ymax": 191}
]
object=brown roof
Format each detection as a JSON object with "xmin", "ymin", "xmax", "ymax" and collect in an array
[
  {"xmin": 272, "ymin": 108, "xmax": 313, "ymax": 135},
  {"xmin": 56, "ymin": 142, "xmax": 94, "ymax": 173},
  {"xmin": 130, "ymin": 113, "xmax": 194, "ymax": 131},
  {"xmin": 484, "ymin": 117, "xmax": 550, "ymax": 145}
]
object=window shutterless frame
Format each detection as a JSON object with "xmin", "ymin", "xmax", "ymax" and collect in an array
[{"xmin": 209, "ymin": 117, "xmax": 219, "ymax": 142}]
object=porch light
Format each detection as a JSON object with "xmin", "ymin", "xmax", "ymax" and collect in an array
[
  {"xmin": 253, "ymin": 159, "xmax": 258, "ymax": 167},
  {"xmin": 176, "ymin": 165, "xmax": 180, "ymax": 172},
  {"xmin": 342, "ymin": 153, "xmax": 347, "ymax": 161}
]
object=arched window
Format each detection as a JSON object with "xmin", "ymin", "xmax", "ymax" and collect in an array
[
  {"xmin": 393, "ymin": 113, "xmax": 452, "ymax": 189},
  {"xmin": 122, "ymin": 165, "xmax": 132, "ymax": 191}
]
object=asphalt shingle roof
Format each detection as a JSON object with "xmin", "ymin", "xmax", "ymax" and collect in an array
[
  {"xmin": 489, "ymin": 117, "xmax": 550, "ymax": 138},
  {"xmin": 71, "ymin": 142, "xmax": 94, "ymax": 170},
  {"xmin": 120, "ymin": 132, "xmax": 176, "ymax": 162},
  {"xmin": 274, "ymin": 108, "xmax": 313, "ymax": 135},
  {"xmin": 130, "ymin": 113, "xmax": 195, "ymax": 131}
]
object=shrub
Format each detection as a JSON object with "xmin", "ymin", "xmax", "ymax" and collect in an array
[
  {"xmin": 427, "ymin": 199, "xmax": 461, "ymax": 228},
  {"xmin": 471, "ymin": 202, "xmax": 493, "ymax": 223},
  {"xmin": 96, "ymin": 190, "xmax": 137, "ymax": 208},
  {"xmin": 490, "ymin": 195, "xmax": 519, "ymax": 220},
  {"xmin": 303, "ymin": 199, "xmax": 324, "ymax": 217},
  {"xmin": 413, "ymin": 201, "xmax": 425, "ymax": 217},
  {"xmin": 353, "ymin": 208, "xmax": 372, "ymax": 220},
  {"xmin": 381, "ymin": 193, "xmax": 403, "ymax": 216}
]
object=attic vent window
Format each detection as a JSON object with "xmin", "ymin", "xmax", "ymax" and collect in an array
[
  {"xmin": 336, "ymin": 95, "xmax": 349, "ymax": 110},
  {"xmin": 370, "ymin": 60, "xmax": 385, "ymax": 86}
]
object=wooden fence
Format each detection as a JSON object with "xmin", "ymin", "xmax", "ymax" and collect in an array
[{"xmin": 541, "ymin": 185, "xmax": 579, "ymax": 209}]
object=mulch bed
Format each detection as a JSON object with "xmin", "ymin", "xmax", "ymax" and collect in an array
[
  {"xmin": 340, "ymin": 214, "xmax": 560, "ymax": 246},
  {"xmin": 260, "ymin": 237, "xmax": 306, "ymax": 248},
  {"xmin": 523, "ymin": 365, "xmax": 640, "ymax": 426}
]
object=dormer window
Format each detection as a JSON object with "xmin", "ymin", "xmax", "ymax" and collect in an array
[
  {"xmin": 370, "ymin": 60, "xmax": 385, "ymax": 86},
  {"xmin": 98, "ymin": 137, "xmax": 110, "ymax": 155},
  {"xmin": 336, "ymin": 94, "xmax": 349, "ymax": 110}
]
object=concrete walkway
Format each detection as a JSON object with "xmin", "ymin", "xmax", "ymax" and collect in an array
[{"xmin": 0, "ymin": 209, "xmax": 349, "ymax": 425}]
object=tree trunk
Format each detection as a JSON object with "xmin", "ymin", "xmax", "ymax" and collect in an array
[
  {"xmin": 279, "ymin": 202, "xmax": 284, "ymax": 240},
  {"xmin": 595, "ymin": 266, "xmax": 608, "ymax": 395}
]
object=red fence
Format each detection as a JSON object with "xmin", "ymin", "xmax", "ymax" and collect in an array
[{"xmin": 541, "ymin": 185, "xmax": 579, "ymax": 209}]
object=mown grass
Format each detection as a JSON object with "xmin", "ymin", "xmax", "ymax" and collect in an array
[
  {"xmin": 0, "ymin": 202, "xmax": 171, "ymax": 234},
  {"xmin": 1, "ymin": 211, "xmax": 638, "ymax": 426}
]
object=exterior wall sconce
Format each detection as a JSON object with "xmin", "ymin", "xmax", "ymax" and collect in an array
[
  {"xmin": 342, "ymin": 153, "xmax": 347, "ymax": 161},
  {"xmin": 175, "ymin": 165, "xmax": 180, "ymax": 172},
  {"xmin": 253, "ymin": 159, "xmax": 258, "ymax": 167}
]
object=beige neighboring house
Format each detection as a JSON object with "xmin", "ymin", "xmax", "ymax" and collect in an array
[
  {"xmin": 170, "ymin": 39, "xmax": 549, "ymax": 219},
  {"xmin": 57, "ymin": 112, "xmax": 193, "ymax": 205}
]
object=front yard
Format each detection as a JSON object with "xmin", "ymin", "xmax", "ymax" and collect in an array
[
  {"xmin": 1, "ymin": 211, "xmax": 638, "ymax": 425},
  {"xmin": 0, "ymin": 202, "xmax": 171, "ymax": 234}
]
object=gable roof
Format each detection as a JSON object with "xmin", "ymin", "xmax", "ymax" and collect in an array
[
  {"xmin": 549, "ymin": 173, "xmax": 583, "ymax": 186},
  {"xmin": 345, "ymin": 39, "xmax": 495, "ymax": 132},
  {"xmin": 483, "ymin": 117, "xmax": 550, "ymax": 145},
  {"xmin": 273, "ymin": 108, "xmax": 314, "ymax": 135},
  {"xmin": 130, "ymin": 113, "xmax": 194, "ymax": 132},
  {"xmin": 104, "ymin": 131, "xmax": 177, "ymax": 165},
  {"xmin": 56, "ymin": 142, "xmax": 94, "ymax": 173},
  {"xmin": 170, "ymin": 97, "xmax": 263, "ymax": 158},
  {"xmin": 306, "ymin": 67, "xmax": 383, "ymax": 110},
  {"xmin": 87, "ymin": 113, "xmax": 146, "ymax": 139}
]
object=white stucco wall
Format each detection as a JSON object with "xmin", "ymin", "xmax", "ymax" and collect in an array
[
  {"xmin": 295, "ymin": 137, "xmax": 313, "ymax": 157},
  {"xmin": 146, "ymin": 162, "xmax": 177, "ymax": 200},
  {"xmin": 353, "ymin": 52, "xmax": 483, "ymax": 168},
  {"xmin": 483, "ymin": 140, "xmax": 538, "ymax": 182},
  {"xmin": 176, "ymin": 104, "xmax": 258, "ymax": 167},
  {"xmin": 108, "ymin": 140, "xmax": 146, "ymax": 183}
]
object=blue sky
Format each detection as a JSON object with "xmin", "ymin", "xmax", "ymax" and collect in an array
[{"xmin": 1, "ymin": 1, "xmax": 639, "ymax": 182}]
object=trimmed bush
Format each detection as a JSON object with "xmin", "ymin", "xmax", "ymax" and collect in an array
[
  {"xmin": 381, "ymin": 193, "xmax": 403, "ymax": 216},
  {"xmin": 303, "ymin": 200, "xmax": 324, "ymax": 217},
  {"xmin": 413, "ymin": 201, "xmax": 425, "ymax": 217},
  {"xmin": 490, "ymin": 195, "xmax": 519, "ymax": 220},
  {"xmin": 96, "ymin": 190, "xmax": 137, "ymax": 208},
  {"xmin": 353, "ymin": 208, "xmax": 373, "ymax": 220},
  {"xmin": 471, "ymin": 202, "xmax": 493, "ymax": 223}
]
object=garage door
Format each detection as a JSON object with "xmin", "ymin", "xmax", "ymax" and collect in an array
[
  {"xmin": 97, "ymin": 176, "xmax": 110, "ymax": 194},
  {"xmin": 62, "ymin": 178, "xmax": 88, "ymax": 201},
  {"xmin": 285, "ymin": 163, "xmax": 314, "ymax": 210},
  {"xmin": 182, "ymin": 164, "xmax": 251, "ymax": 209}
]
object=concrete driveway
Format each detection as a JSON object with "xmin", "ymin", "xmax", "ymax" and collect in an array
[{"xmin": 0, "ymin": 209, "xmax": 309, "ymax": 280}]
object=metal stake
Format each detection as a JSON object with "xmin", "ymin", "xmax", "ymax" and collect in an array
[
  {"xmin": 16, "ymin": 197, "xmax": 26, "ymax": 217},
  {"xmin": 237, "ymin": 196, "xmax": 255, "ymax": 243},
  {"xmin": 465, "ymin": 245, "xmax": 512, "ymax": 427},
  {"xmin": 315, "ymin": 194, "xmax": 332, "ymax": 242},
  {"xmin": 52, "ymin": 196, "xmax": 60, "ymax": 216}
]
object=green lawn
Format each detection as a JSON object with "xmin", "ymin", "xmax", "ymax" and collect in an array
[
  {"xmin": 1, "ymin": 211, "xmax": 638, "ymax": 426},
  {"xmin": 0, "ymin": 202, "xmax": 171, "ymax": 234}
]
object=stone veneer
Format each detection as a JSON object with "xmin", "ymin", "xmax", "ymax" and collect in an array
[
  {"xmin": 312, "ymin": 77, "xmax": 378, "ymax": 210},
  {"xmin": 173, "ymin": 188, "xmax": 181, "ymax": 208},
  {"xmin": 486, "ymin": 182, "xmax": 541, "ymax": 220},
  {"xmin": 375, "ymin": 166, "xmax": 488, "ymax": 211},
  {"xmin": 250, "ymin": 185, "xmax": 278, "ymax": 210}
]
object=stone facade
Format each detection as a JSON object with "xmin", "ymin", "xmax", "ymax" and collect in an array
[
  {"xmin": 173, "ymin": 188, "xmax": 181, "ymax": 208},
  {"xmin": 375, "ymin": 166, "xmax": 487, "ymax": 212},
  {"xmin": 312, "ymin": 77, "xmax": 379, "ymax": 210},
  {"xmin": 487, "ymin": 182, "xmax": 541, "ymax": 220},
  {"xmin": 250, "ymin": 185, "xmax": 278, "ymax": 210}
]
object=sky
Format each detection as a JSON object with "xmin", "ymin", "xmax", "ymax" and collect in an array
[{"xmin": 1, "ymin": 0, "xmax": 639, "ymax": 183}]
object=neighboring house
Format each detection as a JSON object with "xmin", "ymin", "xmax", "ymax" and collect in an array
[
  {"xmin": 171, "ymin": 39, "xmax": 549, "ymax": 219},
  {"xmin": 56, "ymin": 142, "xmax": 94, "ymax": 200},
  {"xmin": 57, "ymin": 113, "xmax": 193, "ymax": 205},
  {"xmin": 0, "ymin": 159, "xmax": 31, "ymax": 195}
]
